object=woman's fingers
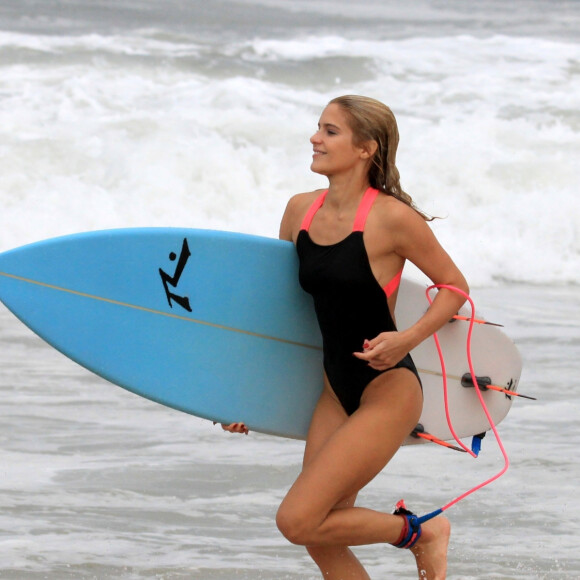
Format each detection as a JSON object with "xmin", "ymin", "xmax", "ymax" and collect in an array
[{"xmin": 214, "ymin": 421, "xmax": 249, "ymax": 435}]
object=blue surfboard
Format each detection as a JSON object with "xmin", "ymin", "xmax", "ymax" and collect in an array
[{"xmin": 0, "ymin": 228, "xmax": 522, "ymax": 442}]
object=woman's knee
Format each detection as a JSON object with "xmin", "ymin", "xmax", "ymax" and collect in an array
[{"xmin": 276, "ymin": 503, "xmax": 315, "ymax": 546}]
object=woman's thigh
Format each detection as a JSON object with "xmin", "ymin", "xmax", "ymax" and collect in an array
[
  {"xmin": 280, "ymin": 369, "xmax": 422, "ymax": 523},
  {"xmin": 301, "ymin": 379, "xmax": 359, "ymax": 510},
  {"xmin": 303, "ymin": 377, "xmax": 349, "ymax": 468}
]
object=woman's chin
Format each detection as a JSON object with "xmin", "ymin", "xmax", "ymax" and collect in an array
[{"xmin": 310, "ymin": 161, "xmax": 328, "ymax": 175}]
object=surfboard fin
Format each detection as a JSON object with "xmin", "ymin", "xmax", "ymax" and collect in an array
[
  {"xmin": 411, "ymin": 424, "xmax": 467, "ymax": 453},
  {"xmin": 450, "ymin": 314, "xmax": 503, "ymax": 327},
  {"xmin": 471, "ymin": 432, "xmax": 486, "ymax": 456},
  {"xmin": 460, "ymin": 373, "xmax": 536, "ymax": 400}
]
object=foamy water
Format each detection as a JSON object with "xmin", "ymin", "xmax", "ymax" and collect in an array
[
  {"xmin": 1, "ymin": 284, "xmax": 579, "ymax": 579},
  {"xmin": 1, "ymin": 1, "xmax": 579, "ymax": 578},
  {"xmin": 1, "ymin": 5, "xmax": 579, "ymax": 286}
]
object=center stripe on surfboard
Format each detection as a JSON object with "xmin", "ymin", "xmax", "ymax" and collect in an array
[
  {"xmin": 0, "ymin": 271, "xmax": 322, "ymax": 351},
  {"xmin": 1, "ymin": 270, "xmax": 481, "ymax": 383}
]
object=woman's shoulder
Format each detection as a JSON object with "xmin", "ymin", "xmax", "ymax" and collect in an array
[
  {"xmin": 369, "ymin": 193, "xmax": 433, "ymax": 241},
  {"xmin": 283, "ymin": 189, "xmax": 325, "ymax": 225},
  {"xmin": 279, "ymin": 189, "xmax": 325, "ymax": 241},
  {"xmin": 286, "ymin": 188, "xmax": 325, "ymax": 210},
  {"xmin": 373, "ymin": 192, "xmax": 424, "ymax": 221}
]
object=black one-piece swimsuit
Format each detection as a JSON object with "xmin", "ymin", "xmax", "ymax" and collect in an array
[{"xmin": 296, "ymin": 187, "xmax": 421, "ymax": 416}]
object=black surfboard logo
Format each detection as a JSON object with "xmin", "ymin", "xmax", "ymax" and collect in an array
[{"xmin": 159, "ymin": 238, "xmax": 193, "ymax": 312}]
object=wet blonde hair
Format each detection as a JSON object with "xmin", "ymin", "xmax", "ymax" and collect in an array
[{"xmin": 329, "ymin": 95, "xmax": 432, "ymax": 220}]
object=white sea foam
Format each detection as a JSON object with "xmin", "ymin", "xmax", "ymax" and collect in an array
[{"xmin": 1, "ymin": 31, "xmax": 578, "ymax": 287}]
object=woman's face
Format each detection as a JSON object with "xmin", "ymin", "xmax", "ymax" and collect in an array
[{"xmin": 310, "ymin": 104, "xmax": 366, "ymax": 177}]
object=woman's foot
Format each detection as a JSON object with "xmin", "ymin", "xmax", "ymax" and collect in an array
[{"xmin": 410, "ymin": 516, "xmax": 451, "ymax": 579}]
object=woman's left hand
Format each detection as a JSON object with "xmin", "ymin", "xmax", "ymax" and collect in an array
[{"xmin": 352, "ymin": 332, "xmax": 411, "ymax": 371}]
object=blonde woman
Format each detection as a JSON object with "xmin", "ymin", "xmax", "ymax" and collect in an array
[{"xmin": 226, "ymin": 96, "xmax": 468, "ymax": 579}]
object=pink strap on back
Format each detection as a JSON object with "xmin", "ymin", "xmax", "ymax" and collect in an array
[
  {"xmin": 383, "ymin": 267, "xmax": 403, "ymax": 298},
  {"xmin": 300, "ymin": 190, "xmax": 328, "ymax": 231},
  {"xmin": 352, "ymin": 187, "xmax": 379, "ymax": 231},
  {"xmin": 354, "ymin": 187, "xmax": 402, "ymax": 297}
]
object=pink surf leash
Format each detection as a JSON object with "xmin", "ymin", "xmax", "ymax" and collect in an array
[{"xmin": 415, "ymin": 284, "xmax": 510, "ymax": 525}]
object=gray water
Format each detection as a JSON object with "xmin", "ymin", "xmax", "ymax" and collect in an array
[{"xmin": 1, "ymin": 284, "xmax": 579, "ymax": 579}]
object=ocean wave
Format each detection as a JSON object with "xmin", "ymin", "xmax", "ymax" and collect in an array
[
  {"xmin": 1, "ymin": 31, "xmax": 578, "ymax": 286},
  {"xmin": 0, "ymin": 29, "xmax": 203, "ymax": 57}
]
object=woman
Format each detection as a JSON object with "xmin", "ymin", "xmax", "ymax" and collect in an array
[{"xmin": 225, "ymin": 95, "xmax": 468, "ymax": 579}]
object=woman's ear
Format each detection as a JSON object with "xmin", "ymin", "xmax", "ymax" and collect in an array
[{"xmin": 360, "ymin": 140, "xmax": 378, "ymax": 160}]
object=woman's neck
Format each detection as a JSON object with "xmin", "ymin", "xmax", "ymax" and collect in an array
[{"xmin": 325, "ymin": 176, "xmax": 371, "ymax": 211}]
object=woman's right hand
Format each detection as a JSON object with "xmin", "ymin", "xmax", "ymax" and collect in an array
[{"xmin": 214, "ymin": 422, "xmax": 249, "ymax": 435}]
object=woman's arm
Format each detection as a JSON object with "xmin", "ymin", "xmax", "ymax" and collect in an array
[
  {"xmin": 355, "ymin": 204, "xmax": 468, "ymax": 370},
  {"xmin": 279, "ymin": 192, "xmax": 315, "ymax": 242},
  {"xmin": 279, "ymin": 197, "xmax": 296, "ymax": 242},
  {"xmin": 397, "ymin": 206, "xmax": 469, "ymax": 345}
]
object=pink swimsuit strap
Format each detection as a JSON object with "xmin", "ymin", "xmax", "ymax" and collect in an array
[
  {"xmin": 299, "ymin": 187, "xmax": 403, "ymax": 298},
  {"xmin": 299, "ymin": 190, "xmax": 327, "ymax": 231},
  {"xmin": 300, "ymin": 187, "xmax": 378, "ymax": 232},
  {"xmin": 352, "ymin": 187, "xmax": 379, "ymax": 231}
]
